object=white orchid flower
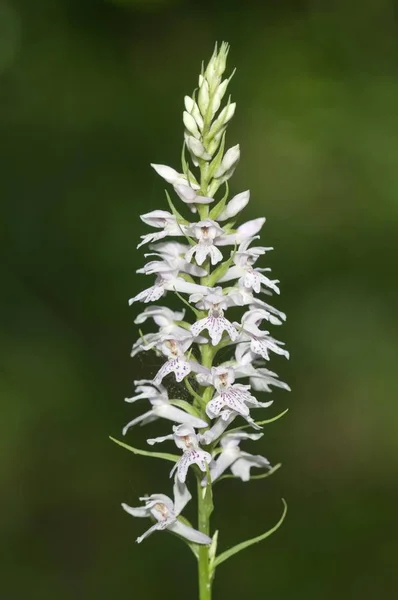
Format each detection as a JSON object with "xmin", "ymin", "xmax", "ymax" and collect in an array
[
  {"xmin": 202, "ymin": 431, "xmax": 270, "ymax": 484},
  {"xmin": 129, "ymin": 261, "xmax": 208, "ymax": 305},
  {"xmin": 190, "ymin": 287, "xmax": 238, "ymax": 346},
  {"xmin": 122, "ymin": 478, "xmax": 211, "ymax": 545},
  {"xmin": 148, "ymin": 424, "xmax": 212, "ymax": 483},
  {"xmin": 122, "ymin": 380, "xmax": 207, "ymax": 434},
  {"xmin": 185, "ymin": 220, "xmax": 224, "ymax": 266},
  {"xmin": 203, "ymin": 366, "xmax": 272, "ymax": 421},
  {"xmin": 152, "ymin": 336, "xmax": 206, "ymax": 384},
  {"xmin": 233, "ymin": 309, "xmax": 290, "ymax": 361},
  {"xmin": 137, "ymin": 210, "xmax": 188, "ymax": 249},
  {"xmin": 147, "ymin": 241, "xmax": 208, "ymax": 277}
]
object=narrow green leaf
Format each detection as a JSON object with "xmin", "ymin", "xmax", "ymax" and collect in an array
[
  {"xmin": 168, "ymin": 398, "xmax": 202, "ymax": 418},
  {"xmin": 227, "ymin": 409, "xmax": 289, "ymax": 435},
  {"xmin": 217, "ymin": 463, "xmax": 282, "ymax": 483},
  {"xmin": 208, "ymin": 181, "xmax": 229, "ymax": 220},
  {"xmin": 255, "ymin": 409, "xmax": 289, "ymax": 427},
  {"xmin": 109, "ymin": 436, "xmax": 179, "ymax": 463},
  {"xmin": 207, "ymin": 131, "xmax": 226, "ymax": 181},
  {"xmin": 209, "ymin": 529, "xmax": 219, "ymax": 571},
  {"xmin": 213, "ymin": 499, "xmax": 288, "ymax": 568},
  {"xmin": 181, "ymin": 140, "xmax": 189, "ymax": 176},
  {"xmin": 184, "ymin": 377, "xmax": 205, "ymax": 404},
  {"xmin": 174, "ymin": 289, "xmax": 202, "ymax": 318},
  {"xmin": 205, "ymin": 250, "xmax": 235, "ymax": 287}
]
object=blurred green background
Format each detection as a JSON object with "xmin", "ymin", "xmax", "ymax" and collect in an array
[{"xmin": 1, "ymin": 0, "xmax": 397, "ymax": 598}]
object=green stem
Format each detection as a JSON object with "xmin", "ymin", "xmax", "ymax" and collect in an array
[{"xmin": 197, "ymin": 478, "xmax": 212, "ymax": 600}]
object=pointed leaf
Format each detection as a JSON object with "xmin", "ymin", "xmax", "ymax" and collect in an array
[
  {"xmin": 205, "ymin": 245, "xmax": 237, "ymax": 287},
  {"xmin": 227, "ymin": 409, "xmax": 289, "ymax": 435},
  {"xmin": 174, "ymin": 289, "xmax": 202, "ymax": 318},
  {"xmin": 169, "ymin": 398, "xmax": 203, "ymax": 418},
  {"xmin": 109, "ymin": 436, "xmax": 179, "ymax": 463},
  {"xmin": 208, "ymin": 181, "xmax": 229, "ymax": 220},
  {"xmin": 185, "ymin": 377, "xmax": 206, "ymax": 405},
  {"xmin": 207, "ymin": 132, "xmax": 226, "ymax": 181},
  {"xmin": 213, "ymin": 499, "xmax": 287, "ymax": 568},
  {"xmin": 217, "ymin": 463, "xmax": 282, "ymax": 483}
]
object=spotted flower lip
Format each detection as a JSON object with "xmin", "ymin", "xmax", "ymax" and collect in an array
[
  {"xmin": 147, "ymin": 424, "xmax": 212, "ymax": 483},
  {"xmin": 204, "ymin": 366, "xmax": 270, "ymax": 420},
  {"xmin": 122, "ymin": 478, "xmax": 211, "ymax": 545},
  {"xmin": 185, "ymin": 219, "xmax": 225, "ymax": 266}
]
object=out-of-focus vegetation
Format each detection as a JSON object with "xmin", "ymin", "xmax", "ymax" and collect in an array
[{"xmin": 1, "ymin": 0, "xmax": 397, "ymax": 598}]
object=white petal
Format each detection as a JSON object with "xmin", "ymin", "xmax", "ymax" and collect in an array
[
  {"xmin": 136, "ymin": 521, "xmax": 168, "ymax": 543},
  {"xmin": 173, "ymin": 478, "xmax": 192, "ymax": 516},
  {"xmin": 121, "ymin": 502, "xmax": 149, "ymax": 519},
  {"xmin": 230, "ymin": 454, "xmax": 270, "ymax": 482},
  {"xmin": 151, "ymin": 164, "xmax": 181, "ymax": 185},
  {"xmin": 217, "ymin": 190, "xmax": 250, "ymax": 221},
  {"xmin": 146, "ymin": 433, "xmax": 174, "ymax": 446},
  {"xmin": 169, "ymin": 520, "xmax": 212, "ymax": 545},
  {"xmin": 122, "ymin": 410, "xmax": 155, "ymax": 435},
  {"xmin": 236, "ymin": 218, "xmax": 265, "ymax": 242},
  {"xmin": 154, "ymin": 404, "xmax": 207, "ymax": 428}
]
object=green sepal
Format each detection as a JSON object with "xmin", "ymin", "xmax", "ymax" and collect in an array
[
  {"xmin": 213, "ymin": 499, "xmax": 288, "ymax": 569},
  {"xmin": 216, "ymin": 462, "xmax": 282, "ymax": 483},
  {"xmin": 168, "ymin": 398, "xmax": 203, "ymax": 418},
  {"xmin": 174, "ymin": 319, "xmax": 192, "ymax": 331},
  {"xmin": 221, "ymin": 220, "xmax": 236, "ymax": 234},
  {"xmin": 181, "ymin": 140, "xmax": 189, "ymax": 176},
  {"xmin": 208, "ymin": 181, "xmax": 229, "ymax": 221},
  {"xmin": 165, "ymin": 190, "xmax": 189, "ymax": 225},
  {"xmin": 207, "ymin": 131, "xmax": 226, "ymax": 181},
  {"xmin": 109, "ymin": 436, "xmax": 179, "ymax": 463}
]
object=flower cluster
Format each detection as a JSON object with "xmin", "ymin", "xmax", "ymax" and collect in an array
[{"xmin": 116, "ymin": 43, "xmax": 290, "ymax": 593}]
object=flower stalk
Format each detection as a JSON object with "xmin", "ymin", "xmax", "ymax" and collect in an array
[{"xmin": 112, "ymin": 42, "xmax": 290, "ymax": 599}]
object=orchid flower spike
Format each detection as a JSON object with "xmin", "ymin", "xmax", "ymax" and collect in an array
[{"xmin": 115, "ymin": 42, "xmax": 291, "ymax": 596}]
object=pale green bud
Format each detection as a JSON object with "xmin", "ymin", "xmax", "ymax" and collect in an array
[
  {"xmin": 183, "ymin": 111, "xmax": 201, "ymax": 139},
  {"xmin": 198, "ymin": 77, "xmax": 210, "ymax": 116},
  {"xmin": 208, "ymin": 102, "xmax": 236, "ymax": 140},
  {"xmin": 184, "ymin": 96, "xmax": 204, "ymax": 130},
  {"xmin": 209, "ymin": 79, "xmax": 229, "ymax": 118},
  {"xmin": 185, "ymin": 135, "xmax": 212, "ymax": 162},
  {"xmin": 214, "ymin": 144, "xmax": 240, "ymax": 178}
]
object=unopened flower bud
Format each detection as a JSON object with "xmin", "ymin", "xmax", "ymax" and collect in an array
[
  {"xmin": 184, "ymin": 96, "xmax": 204, "ymax": 130},
  {"xmin": 186, "ymin": 135, "xmax": 212, "ymax": 162},
  {"xmin": 217, "ymin": 190, "xmax": 250, "ymax": 221},
  {"xmin": 198, "ymin": 78, "xmax": 210, "ymax": 116},
  {"xmin": 215, "ymin": 144, "xmax": 240, "ymax": 178},
  {"xmin": 183, "ymin": 111, "xmax": 201, "ymax": 139},
  {"xmin": 208, "ymin": 102, "xmax": 236, "ymax": 140}
]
